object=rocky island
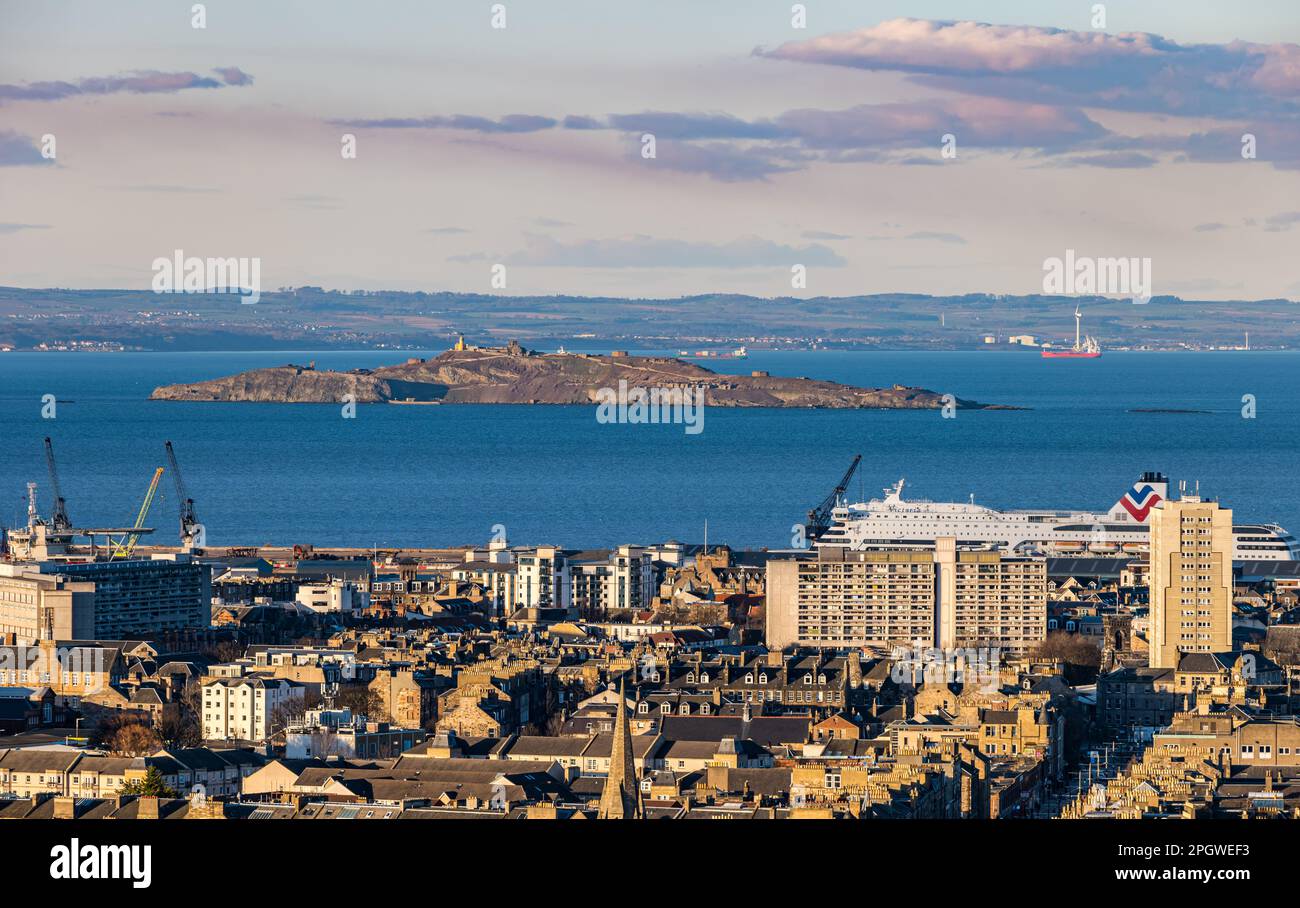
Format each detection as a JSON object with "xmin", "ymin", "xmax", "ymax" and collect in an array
[{"xmin": 150, "ymin": 341, "xmax": 1012, "ymax": 409}]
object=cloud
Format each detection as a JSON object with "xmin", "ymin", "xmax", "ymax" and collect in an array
[
  {"xmin": 0, "ymin": 223, "xmax": 52, "ymax": 234},
  {"xmin": 458, "ymin": 233, "xmax": 846, "ymax": 268},
  {"xmin": 117, "ymin": 184, "xmax": 222, "ymax": 194},
  {"xmin": 562, "ymin": 115, "xmax": 603, "ymax": 130},
  {"xmin": 333, "ymin": 113, "xmax": 557, "ymax": 133},
  {"xmin": 904, "ymin": 231, "xmax": 966, "ymax": 244},
  {"xmin": 0, "ymin": 131, "xmax": 53, "ymax": 166},
  {"xmin": 1055, "ymin": 151, "xmax": 1159, "ymax": 169},
  {"xmin": 0, "ymin": 68, "xmax": 253, "ymax": 103},
  {"xmin": 1182, "ymin": 122, "xmax": 1300, "ymax": 169},
  {"xmin": 532, "ymin": 217, "xmax": 572, "ymax": 228},
  {"xmin": 802, "ymin": 230, "xmax": 850, "ymax": 240},
  {"xmin": 606, "ymin": 111, "xmax": 792, "ymax": 141},
  {"xmin": 213, "ymin": 67, "xmax": 254, "ymax": 86},
  {"xmin": 643, "ymin": 140, "xmax": 802, "ymax": 182},
  {"xmin": 1194, "ymin": 222, "xmax": 1228, "ymax": 232},
  {"xmin": 775, "ymin": 97, "xmax": 1105, "ymax": 151},
  {"xmin": 760, "ymin": 19, "xmax": 1300, "ymax": 117},
  {"xmin": 1264, "ymin": 211, "xmax": 1300, "ymax": 232}
]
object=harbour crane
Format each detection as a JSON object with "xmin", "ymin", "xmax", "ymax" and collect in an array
[
  {"xmin": 111, "ymin": 467, "xmax": 164, "ymax": 559},
  {"xmin": 164, "ymin": 441, "xmax": 201, "ymax": 550},
  {"xmin": 43, "ymin": 437, "xmax": 73, "ymax": 533},
  {"xmin": 805, "ymin": 453, "xmax": 862, "ymax": 543}
]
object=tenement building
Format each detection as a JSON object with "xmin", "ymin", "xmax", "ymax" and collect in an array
[{"xmin": 766, "ymin": 538, "xmax": 1046, "ymax": 655}]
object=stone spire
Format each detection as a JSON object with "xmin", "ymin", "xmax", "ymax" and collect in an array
[{"xmin": 598, "ymin": 676, "xmax": 643, "ymax": 819}]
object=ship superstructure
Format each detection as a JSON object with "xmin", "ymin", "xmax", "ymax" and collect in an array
[{"xmin": 816, "ymin": 472, "xmax": 1299, "ymax": 562}]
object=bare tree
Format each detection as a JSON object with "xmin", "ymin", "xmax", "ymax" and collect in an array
[{"xmin": 107, "ymin": 721, "xmax": 162, "ymax": 756}]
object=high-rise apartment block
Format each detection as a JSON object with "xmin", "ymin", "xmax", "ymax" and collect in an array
[
  {"xmin": 766, "ymin": 538, "xmax": 1046, "ymax": 655},
  {"xmin": 1148, "ymin": 492, "xmax": 1233, "ymax": 669}
]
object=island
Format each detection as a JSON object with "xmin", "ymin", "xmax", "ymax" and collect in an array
[{"xmin": 150, "ymin": 341, "xmax": 1014, "ymax": 409}]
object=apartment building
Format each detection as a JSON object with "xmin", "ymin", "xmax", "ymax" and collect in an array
[
  {"xmin": 202, "ymin": 676, "xmax": 304, "ymax": 743},
  {"xmin": 0, "ymin": 563, "xmax": 95, "ymax": 643},
  {"xmin": 570, "ymin": 545, "xmax": 655, "ymax": 617},
  {"xmin": 295, "ymin": 578, "xmax": 370, "ymax": 613},
  {"xmin": 766, "ymin": 539, "xmax": 1046, "ymax": 655},
  {"xmin": 1148, "ymin": 493, "xmax": 1233, "ymax": 669},
  {"xmin": 940, "ymin": 539, "xmax": 1048, "ymax": 655},
  {"xmin": 516, "ymin": 546, "xmax": 571, "ymax": 609},
  {"xmin": 37, "ymin": 555, "xmax": 210, "ymax": 639}
]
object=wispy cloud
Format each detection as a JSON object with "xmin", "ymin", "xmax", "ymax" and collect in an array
[
  {"xmin": 0, "ymin": 67, "xmax": 253, "ymax": 103},
  {"xmin": 1264, "ymin": 211, "xmax": 1300, "ymax": 232},
  {"xmin": 802, "ymin": 230, "xmax": 850, "ymax": 240},
  {"xmin": 454, "ymin": 233, "xmax": 846, "ymax": 268},
  {"xmin": 117, "ymin": 184, "xmax": 222, "ymax": 194},
  {"xmin": 0, "ymin": 223, "xmax": 53, "ymax": 234},
  {"xmin": 904, "ymin": 231, "xmax": 966, "ymax": 244},
  {"xmin": 332, "ymin": 114, "xmax": 557, "ymax": 133},
  {"xmin": 0, "ymin": 131, "xmax": 53, "ymax": 166}
]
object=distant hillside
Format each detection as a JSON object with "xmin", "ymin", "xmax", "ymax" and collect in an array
[{"xmin": 3, "ymin": 286, "xmax": 1297, "ymax": 351}]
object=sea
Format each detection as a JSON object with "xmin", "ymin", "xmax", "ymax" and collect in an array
[{"xmin": 0, "ymin": 349, "xmax": 1295, "ymax": 550}]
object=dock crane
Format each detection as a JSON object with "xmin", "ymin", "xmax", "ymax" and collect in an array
[
  {"xmin": 111, "ymin": 467, "xmax": 164, "ymax": 559},
  {"xmin": 164, "ymin": 441, "xmax": 201, "ymax": 550},
  {"xmin": 805, "ymin": 453, "xmax": 862, "ymax": 543},
  {"xmin": 43, "ymin": 437, "xmax": 72, "ymax": 533}
]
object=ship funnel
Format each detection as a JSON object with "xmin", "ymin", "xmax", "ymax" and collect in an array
[{"xmin": 1107, "ymin": 472, "xmax": 1169, "ymax": 523}]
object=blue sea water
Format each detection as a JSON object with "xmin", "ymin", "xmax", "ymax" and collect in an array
[{"xmin": 0, "ymin": 350, "xmax": 1295, "ymax": 549}]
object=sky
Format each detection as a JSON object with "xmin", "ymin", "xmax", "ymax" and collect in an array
[{"xmin": 2, "ymin": 0, "xmax": 1299, "ymax": 299}]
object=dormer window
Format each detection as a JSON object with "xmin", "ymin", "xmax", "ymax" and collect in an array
[
  {"xmin": 639, "ymin": 702, "xmax": 649, "ymax": 714},
  {"xmin": 759, "ymin": 674, "xmax": 767, "ymax": 684},
  {"xmin": 660, "ymin": 703, "xmax": 672, "ymax": 714},
  {"xmin": 745, "ymin": 674, "xmax": 754, "ymax": 684},
  {"xmin": 687, "ymin": 672, "xmax": 695, "ymax": 683},
  {"xmin": 699, "ymin": 672, "xmax": 709, "ymax": 683},
  {"xmin": 804, "ymin": 674, "xmax": 813, "ymax": 685},
  {"xmin": 818, "ymin": 674, "xmax": 826, "ymax": 685},
  {"xmin": 680, "ymin": 704, "xmax": 690, "ymax": 715},
  {"xmin": 700, "ymin": 704, "xmax": 709, "ymax": 714}
]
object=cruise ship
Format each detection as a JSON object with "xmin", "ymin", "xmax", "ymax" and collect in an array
[{"xmin": 815, "ymin": 472, "xmax": 1299, "ymax": 562}]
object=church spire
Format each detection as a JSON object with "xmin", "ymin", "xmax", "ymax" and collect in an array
[{"xmin": 598, "ymin": 676, "xmax": 643, "ymax": 819}]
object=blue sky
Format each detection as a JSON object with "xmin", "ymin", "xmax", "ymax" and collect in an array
[{"xmin": 2, "ymin": 1, "xmax": 1299, "ymax": 298}]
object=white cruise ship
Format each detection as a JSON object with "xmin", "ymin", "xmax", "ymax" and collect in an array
[{"xmin": 815, "ymin": 472, "xmax": 1299, "ymax": 562}]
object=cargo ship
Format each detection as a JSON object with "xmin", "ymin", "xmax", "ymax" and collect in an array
[{"xmin": 1041, "ymin": 306, "xmax": 1101, "ymax": 358}]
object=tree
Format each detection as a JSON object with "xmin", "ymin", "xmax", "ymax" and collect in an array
[
  {"xmin": 118, "ymin": 766, "xmax": 178, "ymax": 798},
  {"xmin": 107, "ymin": 721, "xmax": 162, "ymax": 756},
  {"xmin": 200, "ymin": 639, "xmax": 245, "ymax": 664},
  {"xmin": 1032, "ymin": 631, "xmax": 1102, "ymax": 669},
  {"xmin": 335, "ymin": 685, "xmax": 388, "ymax": 722}
]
